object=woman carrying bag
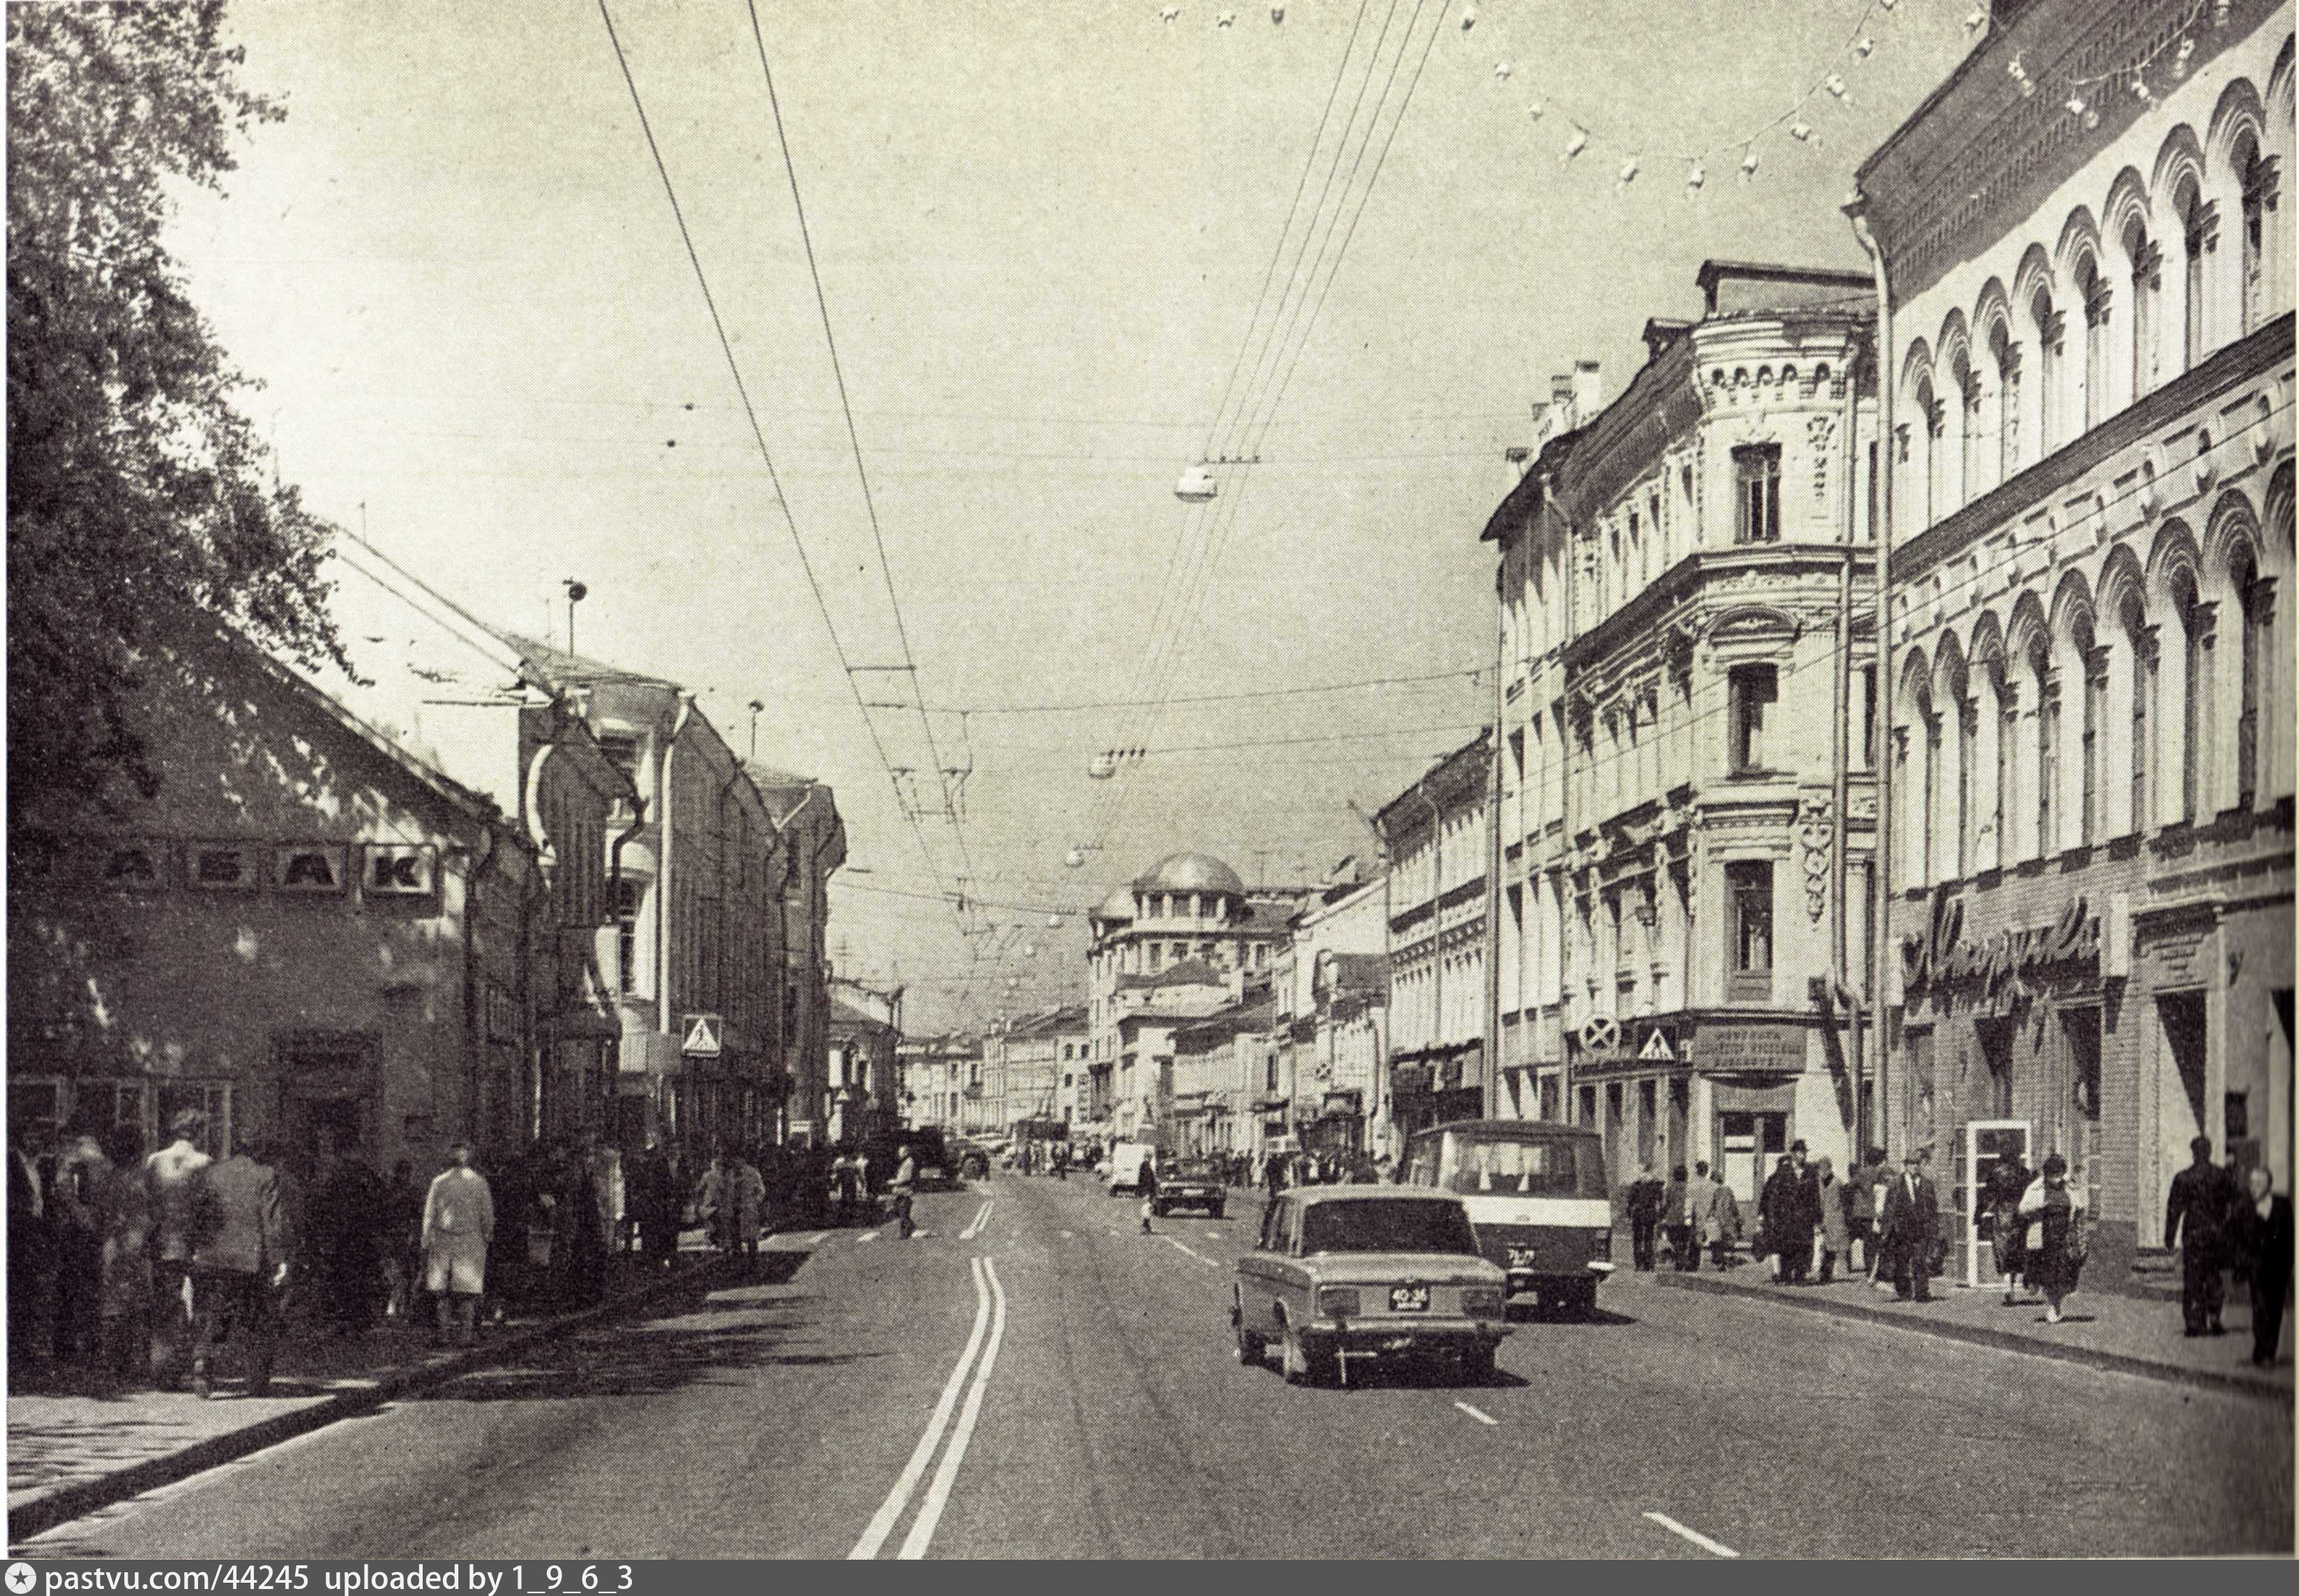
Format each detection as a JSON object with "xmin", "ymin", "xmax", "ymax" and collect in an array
[{"xmin": 2017, "ymin": 1154, "xmax": 2088, "ymax": 1325}]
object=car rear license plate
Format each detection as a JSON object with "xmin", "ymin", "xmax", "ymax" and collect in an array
[
  {"xmin": 1389, "ymin": 1285, "xmax": 1430, "ymax": 1312},
  {"xmin": 1506, "ymin": 1246, "xmax": 1537, "ymax": 1267}
]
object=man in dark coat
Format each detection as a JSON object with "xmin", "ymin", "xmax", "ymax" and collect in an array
[
  {"xmin": 1625, "ymin": 1164, "xmax": 1666, "ymax": 1272},
  {"xmin": 9, "ymin": 1120, "xmax": 56, "ymax": 1367},
  {"xmin": 310, "ymin": 1142, "xmax": 386, "ymax": 1338},
  {"xmin": 626, "ymin": 1139, "xmax": 679, "ymax": 1268},
  {"xmin": 2231, "ymin": 1166, "xmax": 2293, "ymax": 1368},
  {"xmin": 1880, "ymin": 1150, "xmax": 1940, "ymax": 1302},
  {"xmin": 2164, "ymin": 1135, "xmax": 2238, "ymax": 1337},
  {"xmin": 188, "ymin": 1138, "xmax": 292, "ymax": 1399}
]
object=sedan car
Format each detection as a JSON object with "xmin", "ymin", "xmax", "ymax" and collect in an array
[
  {"xmin": 1232, "ymin": 1187, "xmax": 1509, "ymax": 1387},
  {"xmin": 1150, "ymin": 1156, "xmax": 1226, "ymax": 1219}
]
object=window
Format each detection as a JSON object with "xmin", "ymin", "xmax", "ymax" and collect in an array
[
  {"xmin": 1726, "ymin": 860, "xmax": 1773, "ymax": 1002},
  {"xmin": 1991, "ymin": 325, "xmax": 2019, "ymax": 481},
  {"xmin": 2126, "ymin": 598, "xmax": 2153, "ymax": 831},
  {"xmin": 1996, "ymin": 670, "xmax": 2016, "ymax": 861},
  {"xmin": 2031, "ymin": 292, "xmax": 2060, "ymax": 455},
  {"xmin": 2181, "ymin": 186, "xmax": 2210, "ymax": 367},
  {"xmin": 1957, "ymin": 698, "xmax": 1977, "ymax": 877},
  {"xmin": 1860, "ymin": 665, "xmax": 1878, "ymax": 769},
  {"xmin": 2077, "ymin": 624, "xmax": 2102, "ymax": 845},
  {"xmin": 2033, "ymin": 642, "xmax": 2058, "ymax": 857},
  {"xmin": 1735, "ymin": 445, "xmax": 1781, "ymax": 543},
  {"xmin": 1728, "ymin": 664, "xmax": 1777, "ymax": 773},
  {"xmin": 2238, "ymin": 559, "xmax": 2266, "ymax": 806},
  {"xmin": 2076, "ymin": 255, "xmax": 2109, "ymax": 430},
  {"xmin": 1957, "ymin": 352, "xmax": 1982, "ymax": 503},
  {"xmin": 2176, "ymin": 575, "xmax": 2208, "ymax": 822},
  {"xmin": 2240, "ymin": 144, "xmax": 2270, "ymax": 333},
  {"xmin": 1149, "ymin": 942, "xmax": 1164, "ymax": 973},
  {"xmin": 1918, "ymin": 688, "xmax": 1940, "ymax": 882},
  {"xmin": 612, "ymin": 877, "xmax": 643, "ymax": 995},
  {"xmin": 2127, "ymin": 222, "xmax": 2159, "ymax": 400}
]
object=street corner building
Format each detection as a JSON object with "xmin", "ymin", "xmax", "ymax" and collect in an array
[
  {"xmin": 1852, "ymin": 0, "xmax": 2295, "ymax": 1286},
  {"xmin": 1482, "ymin": 263, "xmax": 1885, "ymax": 1206}
]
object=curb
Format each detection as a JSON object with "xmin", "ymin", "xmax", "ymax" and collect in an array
[
  {"xmin": 1654, "ymin": 1270, "xmax": 2291, "ymax": 1402},
  {"xmin": 7, "ymin": 1251, "xmax": 748, "ymax": 1546}
]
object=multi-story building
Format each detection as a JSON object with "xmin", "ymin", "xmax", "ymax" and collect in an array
[
  {"xmin": 984, "ymin": 1004, "xmax": 1087, "ymax": 1136},
  {"xmin": 750, "ymin": 765, "xmax": 847, "ymax": 1145},
  {"xmin": 1851, "ymin": 0, "xmax": 2293, "ymax": 1283},
  {"xmin": 1172, "ymin": 990, "xmax": 1277, "ymax": 1157},
  {"xmin": 827, "ymin": 977, "xmax": 903, "ymax": 1147},
  {"xmin": 895, "ymin": 1033, "xmax": 981, "ymax": 1134},
  {"xmin": 1269, "ymin": 874, "xmax": 1389, "ymax": 1159},
  {"xmin": 505, "ymin": 639, "xmax": 797, "ymax": 1161},
  {"xmin": 1378, "ymin": 736, "xmax": 1495, "ymax": 1139},
  {"xmin": 1486, "ymin": 260, "xmax": 1883, "ymax": 1198},
  {"xmin": 1083, "ymin": 852, "xmax": 1314, "ymax": 1140}
]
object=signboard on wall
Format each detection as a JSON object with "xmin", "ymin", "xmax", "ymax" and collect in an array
[
  {"xmin": 364, "ymin": 844, "xmax": 437, "ymax": 897},
  {"xmin": 273, "ymin": 843, "xmax": 350, "ymax": 895},
  {"xmin": 1687, "ymin": 1023, "xmax": 1807, "ymax": 1071},
  {"xmin": 190, "ymin": 841, "xmax": 259, "ymax": 891}
]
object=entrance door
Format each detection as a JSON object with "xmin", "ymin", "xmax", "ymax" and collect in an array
[
  {"xmin": 282, "ymin": 1090, "xmax": 365, "ymax": 1166},
  {"xmin": 1720, "ymin": 1111, "xmax": 1787, "ymax": 1208}
]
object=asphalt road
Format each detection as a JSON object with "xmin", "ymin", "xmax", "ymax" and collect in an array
[{"xmin": 22, "ymin": 1175, "xmax": 2293, "ymax": 1559}]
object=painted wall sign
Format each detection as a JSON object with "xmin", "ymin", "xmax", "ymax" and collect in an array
[
  {"xmin": 1899, "ymin": 891, "xmax": 2100, "ymax": 1001},
  {"xmin": 364, "ymin": 843, "xmax": 438, "ymax": 897},
  {"xmin": 189, "ymin": 842, "xmax": 259, "ymax": 891},
  {"xmin": 1687, "ymin": 1023, "xmax": 1807, "ymax": 1071},
  {"xmin": 273, "ymin": 843, "xmax": 350, "ymax": 895}
]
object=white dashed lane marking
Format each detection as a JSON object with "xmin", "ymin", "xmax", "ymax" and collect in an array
[
  {"xmin": 1643, "ymin": 1512, "xmax": 1740, "ymax": 1558},
  {"xmin": 1454, "ymin": 1401, "xmax": 1500, "ymax": 1426}
]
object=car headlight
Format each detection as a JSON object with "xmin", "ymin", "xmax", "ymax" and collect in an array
[
  {"xmin": 1316, "ymin": 1287, "xmax": 1361, "ymax": 1318},
  {"xmin": 1460, "ymin": 1286, "xmax": 1505, "ymax": 1316}
]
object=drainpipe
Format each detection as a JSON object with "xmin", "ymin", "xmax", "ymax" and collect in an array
[
  {"xmin": 1484, "ymin": 595, "xmax": 1506, "ymax": 1122},
  {"xmin": 1848, "ymin": 196, "xmax": 1895, "ymax": 1161},
  {"xmin": 460, "ymin": 822, "xmax": 500, "ymax": 1153},
  {"xmin": 1831, "ymin": 324, "xmax": 1864, "ymax": 1150}
]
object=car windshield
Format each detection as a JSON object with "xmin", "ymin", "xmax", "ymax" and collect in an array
[
  {"xmin": 1173, "ymin": 1159, "xmax": 1216, "ymax": 1179},
  {"xmin": 1439, "ymin": 1132, "xmax": 1604, "ymax": 1198},
  {"xmin": 1300, "ymin": 1199, "xmax": 1479, "ymax": 1257}
]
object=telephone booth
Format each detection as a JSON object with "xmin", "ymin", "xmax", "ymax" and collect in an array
[{"xmin": 1961, "ymin": 1119, "xmax": 2031, "ymax": 1290}]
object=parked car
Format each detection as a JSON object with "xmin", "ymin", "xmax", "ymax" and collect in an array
[
  {"xmin": 947, "ymin": 1138, "xmax": 993, "ymax": 1181},
  {"xmin": 1233, "ymin": 1187, "xmax": 1510, "ymax": 1388},
  {"xmin": 1150, "ymin": 1155, "xmax": 1226, "ymax": 1219}
]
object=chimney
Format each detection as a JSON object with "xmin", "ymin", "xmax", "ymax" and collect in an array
[
  {"xmin": 1504, "ymin": 445, "xmax": 1531, "ymax": 489},
  {"xmin": 1572, "ymin": 360, "xmax": 1603, "ymax": 424},
  {"xmin": 1549, "ymin": 373, "xmax": 1574, "ymax": 417}
]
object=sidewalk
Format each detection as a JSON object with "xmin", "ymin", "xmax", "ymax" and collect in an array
[
  {"xmin": 1652, "ymin": 1256, "xmax": 2293, "ymax": 1400},
  {"xmin": 6, "ymin": 1233, "xmax": 779, "ymax": 1545}
]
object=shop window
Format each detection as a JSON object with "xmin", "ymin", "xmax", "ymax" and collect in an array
[
  {"xmin": 1907, "ymin": 1027, "xmax": 1936, "ymax": 1148},
  {"xmin": 2062, "ymin": 1009, "xmax": 2102, "ymax": 1124},
  {"xmin": 1728, "ymin": 664, "xmax": 1777, "ymax": 774},
  {"xmin": 1726, "ymin": 860, "xmax": 1773, "ymax": 1004},
  {"xmin": 1734, "ymin": 445, "xmax": 1781, "ymax": 543},
  {"xmin": 1577, "ymin": 1084, "xmax": 1597, "ymax": 1129}
]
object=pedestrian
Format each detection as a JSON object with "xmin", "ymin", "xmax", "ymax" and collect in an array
[
  {"xmin": 9, "ymin": 1119, "xmax": 56, "ymax": 1368},
  {"xmin": 2017, "ymin": 1153, "xmax": 2087, "ymax": 1325},
  {"xmin": 144, "ymin": 1110, "xmax": 213, "ymax": 1387},
  {"xmin": 1984, "ymin": 1149, "xmax": 2033, "ymax": 1305},
  {"xmin": 2164, "ymin": 1135, "xmax": 2238, "ymax": 1337},
  {"xmin": 694, "ymin": 1149, "xmax": 728, "ymax": 1255},
  {"xmin": 381, "ymin": 1159, "xmax": 425, "ymax": 1319},
  {"xmin": 92, "ymin": 1123, "xmax": 154, "ymax": 1382},
  {"xmin": 1880, "ymin": 1149, "xmax": 1940, "ymax": 1303},
  {"xmin": 564, "ymin": 1145, "xmax": 609, "ymax": 1306},
  {"xmin": 723, "ymin": 1152, "xmax": 766, "ymax": 1267},
  {"xmin": 50, "ymin": 1127, "xmax": 109, "ymax": 1364},
  {"xmin": 312, "ymin": 1138, "xmax": 386, "ymax": 1338},
  {"xmin": 1845, "ymin": 1147, "xmax": 1883, "ymax": 1279},
  {"xmin": 889, "ymin": 1143, "xmax": 918, "ymax": 1240},
  {"xmin": 1698, "ymin": 1162, "xmax": 1742, "ymax": 1268},
  {"xmin": 1813, "ymin": 1155, "xmax": 1850, "ymax": 1283},
  {"xmin": 2229, "ymin": 1166, "xmax": 2292, "ymax": 1368},
  {"xmin": 421, "ymin": 1140, "xmax": 495, "ymax": 1348},
  {"xmin": 1263, "ymin": 1150, "xmax": 1287, "ymax": 1198},
  {"xmin": 1660, "ymin": 1165, "xmax": 1694, "ymax": 1270},
  {"xmin": 1758, "ymin": 1154, "xmax": 1800, "ymax": 1282},
  {"xmin": 1140, "ymin": 1157, "xmax": 1159, "ymax": 1234},
  {"xmin": 1625, "ymin": 1162, "xmax": 1664, "ymax": 1272},
  {"xmin": 188, "ymin": 1137, "xmax": 293, "ymax": 1400},
  {"xmin": 1776, "ymin": 1140, "xmax": 1821, "ymax": 1283},
  {"xmin": 628, "ymin": 1138, "xmax": 679, "ymax": 1266},
  {"xmin": 831, "ymin": 1145, "xmax": 866, "ymax": 1226}
]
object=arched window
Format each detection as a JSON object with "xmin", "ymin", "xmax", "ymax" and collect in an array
[
  {"xmin": 2172, "ymin": 571, "xmax": 2210, "ymax": 822},
  {"xmin": 1992, "ymin": 664, "xmax": 2016, "ymax": 864},
  {"xmin": 2075, "ymin": 255, "xmax": 2111, "ymax": 431},
  {"xmin": 2178, "ymin": 180, "xmax": 2211, "ymax": 368},
  {"xmin": 2240, "ymin": 139, "xmax": 2273, "ymax": 332},
  {"xmin": 1956, "ymin": 692, "xmax": 1977, "ymax": 877},
  {"xmin": 1922, "ymin": 688, "xmax": 1942, "ymax": 882},
  {"xmin": 2126, "ymin": 220, "xmax": 2160, "ymax": 400},
  {"xmin": 1991, "ymin": 323, "xmax": 2021, "ymax": 481},
  {"xmin": 2075, "ymin": 615, "xmax": 2102, "ymax": 845},
  {"xmin": 1955, "ymin": 349, "xmax": 1982, "ymax": 506},
  {"xmin": 2123, "ymin": 594, "xmax": 2153, "ymax": 833},
  {"xmin": 2236, "ymin": 552, "xmax": 2267, "ymax": 807},
  {"xmin": 1920, "ymin": 379, "xmax": 1945, "ymax": 527},
  {"xmin": 2029, "ymin": 635, "xmax": 2058, "ymax": 857},
  {"xmin": 2031, "ymin": 290, "xmax": 2061, "ymax": 454}
]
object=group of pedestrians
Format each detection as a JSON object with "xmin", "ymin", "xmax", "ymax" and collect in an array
[{"xmin": 2162, "ymin": 1136, "xmax": 2293, "ymax": 1367}]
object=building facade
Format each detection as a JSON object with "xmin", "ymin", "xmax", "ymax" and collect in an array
[
  {"xmin": 1854, "ymin": 0, "xmax": 2294, "ymax": 1283},
  {"xmin": 1378, "ymin": 737, "xmax": 1495, "ymax": 1139},
  {"xmin": 1269, "ymin": 875, "xmax": 1389, "ymax": 1159},
  {"xmin": 751, "ymin": 766, "xmax": 847, "ymax": 1147},
  {"xmin": 827, "ymin": 978, "xmax": 903, "ymax": 1147},
  {"xmin": 983, "ymin": 1004, "xmax": 1086, "ymax": 1136},
  {"xmin": 1486, "ymin": 262, "xmax": 1883, "ymax": 1198}
]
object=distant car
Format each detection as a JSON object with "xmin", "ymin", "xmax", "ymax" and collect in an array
[
  {"xmin": 1233, "ymin": 1187, "xmax": 1510, "ymax": 1387},
  {"xmin": 1151, "ymin": 1156, "xmax": 1226, "ymax": 1219},
  {"xmin": 947, "ymin": 1139, "xmax": 992, "ymax": 1181}
]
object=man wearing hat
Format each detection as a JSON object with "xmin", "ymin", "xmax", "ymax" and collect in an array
[
  {"xmin": 188, "ymin": 1136, "xmax": 292, "ymax": 1398},
  {"xmin": 144, "ymin": 1110, "xmax": 213, "ymax": 1386},
  {"xmin": 1878, "ymin": 1148, "xmax": 1940, "ymax": 1302}
]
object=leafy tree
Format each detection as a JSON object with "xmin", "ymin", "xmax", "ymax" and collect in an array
[{"xmin": 7, "ymin": 0, "xmax": 345, "ymax": 825}]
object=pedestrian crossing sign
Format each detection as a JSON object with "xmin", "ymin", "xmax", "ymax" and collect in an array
[
  {"xmin": 1638, "ymin": 1028, "xmax": 1675, "ymax": 1061},
  {"xmin": 681, "ymin": 1012, "xmax": 723, "ymax": 1057}
]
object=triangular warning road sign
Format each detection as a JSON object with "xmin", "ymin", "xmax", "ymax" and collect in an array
[
  {"xmin": 1638, "ymin": 1027, "xmax": 1675, "ymax": 1061},
  {"xmin": 681, "ymin": 1013, "xmax": 722, "ymax": 1057}
]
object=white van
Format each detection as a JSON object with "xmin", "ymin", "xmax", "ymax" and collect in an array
[{"xmin": 1106, "ymin": 1141, "xmax": 1157, "ymax": 1195}]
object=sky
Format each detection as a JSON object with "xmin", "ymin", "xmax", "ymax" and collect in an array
[{"xmin": 163, "ymin": 0, "xmax": 1977, "ymax": 1030}]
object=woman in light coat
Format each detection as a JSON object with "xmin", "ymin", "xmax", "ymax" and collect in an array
[
  {"xmin": 1813, "ymin": 1156, "xmax": 1851, "ymax": 1283},
  {"xmin": 723, "ymin": 1156, "xmax": 766, "ymax": 1263},
  {"xmin": 422, "ymin": 1141, "xmax": 495, "ymax": 1348},
  {"xmin": 2017, "ymin": 1153, "xmax": 2087, "ymax": 1325}
]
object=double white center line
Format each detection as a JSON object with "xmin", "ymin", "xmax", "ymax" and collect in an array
[
  {"xmin": 850, "ymin": 1254, "xmax": 1009, "ymax": 1560},
  {"xmin": 959, "ymin": 1199, "xmax": 995, "ymax": 1240}
]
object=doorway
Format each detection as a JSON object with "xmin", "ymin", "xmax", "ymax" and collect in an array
[{"xmin": 1719, "ymin": 1111, "xmax": 1787, "ymax": 1208}]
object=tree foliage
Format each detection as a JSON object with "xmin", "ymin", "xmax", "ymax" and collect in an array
[{"xmin": 8, "ymin": 0, "xmax": 345, "ymax": 823}]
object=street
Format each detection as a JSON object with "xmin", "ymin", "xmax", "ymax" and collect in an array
[{"xmin": 23, "ymin": 1177, "xmax": 2293, "ymax": 1560}]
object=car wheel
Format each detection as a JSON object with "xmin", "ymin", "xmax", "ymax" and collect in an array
[
  {"xmin": 1233, "ymin": 1295, "xmax": 1266, "ymax": 1368},
  {"xmin": 1281, "ymin": 1324, "xmax": 1333, "ymax": 1387}
]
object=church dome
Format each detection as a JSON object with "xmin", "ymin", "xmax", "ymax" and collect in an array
[
  {"xmin": 1133, "ymin": 851, "xmax": 1246, "ymax": 898},
  {"xmin": 1093, "ymin": 884, "xmax": 1137, "ymax": 922}
]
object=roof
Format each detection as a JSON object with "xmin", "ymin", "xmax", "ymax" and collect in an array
[
  {"xmin": 497, "ymin": 631, "xmax": 682, "ymax": 692},
  {"xmin": 1692, "ymin": 260, "xmax": 1874, "ymax": 316},
  {"xmin": 1132, "ymin": 851, "xmax": 1246, "ymax": 897},
  {"xmin": 1092, "ymin": 883, "xmax": 1136, "ymax": 922},
  {"xmin": 1174, "ymin": 998, "xmax": 1277, "ymax": 1048},
  {"xmin": 1286, "ymin": 1186, "xmax": 1463, "ymax": 1205},
  {"xmin": 1004, "ymin": 1004, "xmax": 1087, "ymax": 1037},
  {"xmin": 1318, "ymin": 953, "xmax": 1389, "ymax": 998},
  {"xmin": 829, "ymin": 996, "xmax": 896, "ymax": 1032}
]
